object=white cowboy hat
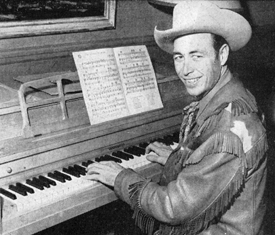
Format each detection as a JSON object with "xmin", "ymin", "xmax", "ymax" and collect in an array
[{"xmin": 154, "ymin": 0, "xmax": 252, "ymax": 53}]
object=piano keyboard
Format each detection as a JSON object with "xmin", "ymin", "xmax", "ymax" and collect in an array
[{"xmin": 0, "ymin": 132, "xmax": 179, "ymax": 217}]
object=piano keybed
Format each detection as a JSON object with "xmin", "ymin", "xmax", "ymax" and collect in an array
[{"xmin": 0, "ymin": 131, "xmax": 179, "ymax": 235}]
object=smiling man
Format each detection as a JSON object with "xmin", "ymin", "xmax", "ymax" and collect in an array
[
  {"xmin": 86, "ymin": 1, "xmax": 268, "ymax": 235},
  {"xmin": 173, "ymin": 33, "xmax": 226, "ymax": 97}
]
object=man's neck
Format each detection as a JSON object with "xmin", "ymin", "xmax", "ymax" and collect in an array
[
  {"xmin": 220, "ymin": 65, "xmax": 228, "ymax": 77},
  {"xmin": 195, "ymin": 65, "xmax": 228, "ymax": 101},
  {"xmin": 197, "ymin": 66, "xmax": 231, "ymax": 118}
]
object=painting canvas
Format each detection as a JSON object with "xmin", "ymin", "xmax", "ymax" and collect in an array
[
  {"xmin": 0, "ymin": 0, "xmax": 105, "ymax": 21},
  {"xmin": 0, "ymin": 0, "xmax": 116, "ymax": 38}
]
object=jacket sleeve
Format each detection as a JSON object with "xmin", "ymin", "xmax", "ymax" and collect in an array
[{"xmin": 114, "ymin": 132, "xmax": 246, "ymax": 233}]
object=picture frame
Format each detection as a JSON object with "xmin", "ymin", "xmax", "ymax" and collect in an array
[{"xmin": 0, "ymin": 0, "xmax": 116, "ymax": 39}]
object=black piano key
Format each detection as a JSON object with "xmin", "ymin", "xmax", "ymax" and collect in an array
[
  {"xmin": 99, "ymin": 155, "xmax": 112, "ymax": 161},
  {"xmin": 168, "ymin": 136, "xmax": 176, "ymax": 144},
  {"xmin": 95, "ymin": 156, "xmax": 101, "ymax": 161},
  {"xmin": 87, "ymin": 160, "xmax": 95, "ymax": 165},
  {"xmin": 54, "ymin": 171, "xmax": 72, "ymax": 181},
  {"xmin": 96, "ymin": 155, "xmax": 122, "ymax": 163},
  {"xmin": 16, "ymin": 183, "xmax": 34, "ymax": 194},
  {"xmin": 149, "ymin": 138, "xmax": 157, "ymax": 143},
  {"xmin": 139, "ymin": 142, "xmax": 149, "ymax": 149},
  {"xmin": 112, "ymin": 151, "xmax": 133, "ymax": 160},
  {"xmin": 0, "ymin": 188, "xmax": 17, "ymax": 200},
  {"xmin": 69, "ymin": 166, "xmax": 81, "ymax": 177},
  {"xmin": 73, "ymin": 165, "xmax": 86, "ymax": 175},
  {"xmin": 124, "ymin": 146, "xmax": 144, "ymax": 156},
  {"xmin": 48, "ymin": 172, "xmax": 66, "ymax": 183},
  {"xmin": 123, "ymin": 147, "xmax": 138, "ymax": 156},
  {"xmin": 154, "ymin": 138, "xmax": 165, "ymax": 143},
  {"xmin": 82, "ymin": 162, "xmax": 88, "ymax": 167},
  {"xmin": 63, "ymin": 167, "xmax": 80, "ymax": 178},
  {"xmin": 95, "ymin": 156, "xmax": 104, "ymax": 162},
  {"xmin": 123, "ymin": 151, "xmax": 134, "ymax": 159},
  {"xmin": 104, "ymin": 155, "xmax": 123, "ymax": 163},
  {"xmin": 111, "ymin": 153, "xmax": 127, "ymax": 160},
  {"xmin": 95, "ymin": 157, "xmax": 101, "ymax": 162},
  {"xmin": 172, "ymin": 132, "xmax": 179, "ymax": 143},
  {"xmin": 137, "ymin": 146, "xmax": 145, "ymax": 151},
  {"xmin": 135, "ymin": 146, "xmax": 146, "ymax": 155},
  {"xmin": 111, "ymin": 151, "xmax": 128, "ymax": 160},
  {"xmin": 9, "ymin": 185, "xmax": 27, "ymax": 196},
  {"xmin": 26, "ymin": 179, "xmax": 44, "ymax": 190},
  {"xmin": 161, "ymin": 136, "xmax": 174, "ymax": 145},
  {"xmin": 33, "ymin": 177, "xmax": 50, "ymax": 188},
  {"xmin": 39, "ymin": 175, "xmax": 56, "ymax": 186},
  {"xmin": 82, "ymin": 160, "xmax": 94, "ymax": 167},
  {"xmin": 134, "ymin": 146, "xmax": 146, "ymax": 154}
]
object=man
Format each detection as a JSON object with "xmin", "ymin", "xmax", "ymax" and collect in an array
[{"xmin": 86, "ymin": 1, "xmax": 268, "ymax": 235}]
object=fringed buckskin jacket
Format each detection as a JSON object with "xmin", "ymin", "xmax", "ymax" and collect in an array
[{"xmin": 114, "ymin": 68, "xmax": 268, "ymax": 235}]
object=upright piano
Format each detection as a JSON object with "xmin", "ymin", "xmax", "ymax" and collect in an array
[{"xmin": 0, "ymin": 63, "xmax": 193, "ymax": 235}]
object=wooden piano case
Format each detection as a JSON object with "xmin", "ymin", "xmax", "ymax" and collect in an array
[{"xmin": 0, "ymin": 62, "xmax": 193, "ymax": 235}]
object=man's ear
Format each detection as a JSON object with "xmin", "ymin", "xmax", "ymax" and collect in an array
[{"xmin": 219, "ymin": 44, "xmax": 229, "ymax": 66}]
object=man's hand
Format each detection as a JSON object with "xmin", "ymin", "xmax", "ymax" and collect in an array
[
  {"xmin": 146, "ymin": 142, "xmax": 173, "ymax": 165},
  {"xmin": 85, "ymin": 161, "xmax": 125, "ymax": 187}
]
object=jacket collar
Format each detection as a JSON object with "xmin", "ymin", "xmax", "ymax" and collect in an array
[
  {"xmin": 196, "ymin": 67, "xmax": 232, "ymax": 121},
  {"xmin": 195, "ymin": 66, "xmax": 253, "ymax": 127}
]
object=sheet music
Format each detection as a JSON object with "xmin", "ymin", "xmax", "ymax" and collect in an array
[
  {"xmin": 114, "ymin": 45, "xmax": 163, "ymax": 114},
  {"xmin": 73, "ymin": 45, "xmax": 163, "ymax": 125}
]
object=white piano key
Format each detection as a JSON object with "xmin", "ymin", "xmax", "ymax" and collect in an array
[
  {"xmin": 1, "ymin": 138, "xmax": 179, "ymax": 215},
  {"xmin": 2, "ymin": 186, "xmax": 27, "ymax": 212},
  {"xmin": 171, "ymin": 142, "xmax": 178, "ymax": 149}
]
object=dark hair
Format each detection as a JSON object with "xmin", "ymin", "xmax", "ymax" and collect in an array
[{"xmin": 211, "ymin": 34, "xmax": 229, "ymax": 56}]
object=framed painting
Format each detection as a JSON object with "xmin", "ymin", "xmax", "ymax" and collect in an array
[{"xmin": 0, "ymin": 0, "xmax": 116, "ymax": 39}]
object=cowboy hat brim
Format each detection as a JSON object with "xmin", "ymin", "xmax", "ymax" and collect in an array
[{"xmin": 154, "ymin": 2, "xmax": 252, "ymax": 53}]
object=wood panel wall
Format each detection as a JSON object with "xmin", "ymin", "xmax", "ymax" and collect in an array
[{"xmin": 0, "ymin": 0, "xmax": 172, "ymax": 90}]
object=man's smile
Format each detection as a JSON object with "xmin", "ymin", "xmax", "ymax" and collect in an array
[{"xmin": 184, "ymin": 77, "xmax": 201, "ymax": 86}]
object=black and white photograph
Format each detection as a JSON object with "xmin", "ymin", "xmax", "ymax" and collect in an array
[{"xmin": 0, "ymin": 0, "xmax": 274, "ymax": 235}]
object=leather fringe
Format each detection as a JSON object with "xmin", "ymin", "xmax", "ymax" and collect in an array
[
  {"xmin": 198, "ymin": 98, "xmax": 257, "ymax": 137},
  {"xmin": 127, "ymin": 98, "xmax": 263, "ymax": 235},
  {"xmin": 185, "ymin": 132, "xmax": 245, "ymax": 168},
  {"xmin": 158, "ymin": 166, "xmax": 245, "ymax": 235},
  {"xmin": 245, "ymin": 133, "xmax": 268, "ymax": 170},
  {"xmin": 231, "ymin": 98, "xmax": 257, "ymax": 116},
  {"xmin": 197, "ymin": 109, "xmax": 225, "ymax": 137},
  {"xmin": 129, "ymin": 180, "xmax": 155, "ymax": 235}
]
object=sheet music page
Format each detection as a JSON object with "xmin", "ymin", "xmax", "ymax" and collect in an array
[
  {"xmin": 114, "ymin": 45, "xmax": 163, "ymax": 114},
  {"xmin": 73, "ymin": 48, "xmax": 130, "ymax": 125}
]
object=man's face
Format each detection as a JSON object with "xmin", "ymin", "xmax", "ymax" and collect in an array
[{"xmin": 173, "ymin": 33, "xmax": 222, "ymax": 97}]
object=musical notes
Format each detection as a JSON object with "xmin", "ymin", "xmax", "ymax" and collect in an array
[
  {"xmin": 114, "ymin": 45, "xmax": 163, "ymax": 114},
  {"xmin": 73, "ymin": 45, "xmax": 163, "ymax": 125}
]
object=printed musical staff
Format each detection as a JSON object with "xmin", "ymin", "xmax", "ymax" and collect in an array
[{"xmin": 73, "ymin": 45, "xmax": 163, "ymax": 125}]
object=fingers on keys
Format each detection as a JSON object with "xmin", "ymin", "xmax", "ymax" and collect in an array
[{"xmin": 145, "ymin": 141, "xmax": 165, "ymax": 154}]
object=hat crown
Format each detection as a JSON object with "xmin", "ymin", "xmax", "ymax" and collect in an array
[
  {"xmin": 169, "ymin": 0, "xmax": 242, "ymax": 10},
  {"xmin": 173, "ymin": 2, "xmax": 217, "ymax": 29},
  {"xmin": 154, "ymin": 0, "xmax": 252, "ymax": 53}
]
